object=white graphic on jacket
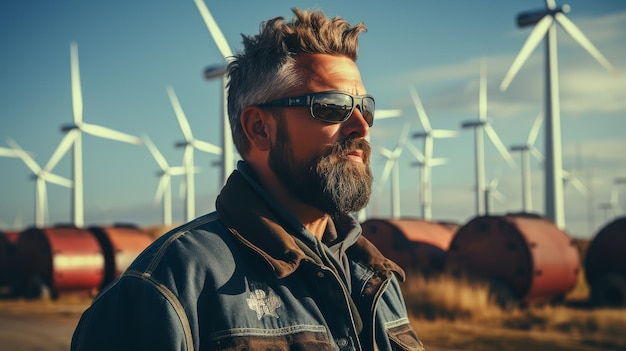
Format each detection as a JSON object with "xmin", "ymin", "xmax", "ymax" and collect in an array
[{"xmin": 246, "ymin": 281, "xmax": 282, "ymax": 319}]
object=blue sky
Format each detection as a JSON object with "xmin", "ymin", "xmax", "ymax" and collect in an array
[{"xmin": 1, "ymin": 0, "xmax": 625, "ymax": 238}]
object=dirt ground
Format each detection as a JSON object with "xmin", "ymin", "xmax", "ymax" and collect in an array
[{"xmin": 0, "ymin": 299, "xmax": 89, "ymax": 351}]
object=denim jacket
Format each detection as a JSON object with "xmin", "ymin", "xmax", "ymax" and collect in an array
[{"xmin": 71, "ymin": 162, "xmax": 425, "ymax": 351}]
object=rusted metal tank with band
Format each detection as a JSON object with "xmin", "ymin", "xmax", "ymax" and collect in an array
[
  {"xmin": 361, "ymin": 218, "xmax": 459, "ymax": 275},
  {"xmin": 0, "ymin": 230, "xmax": 20, "ymax": 290},
  {"xmin": 585, "ymin": 216, "xmax": 626, "ymax": 307},
  {"xmin": 445, "ymin": 214, "xmax": 580, "ymax": 306},
  {"xmin": 0, "ymin": 230, "xmax": 21, "ymax": 293},
  {"xmin": 88, "ymin": 224, "xmax": 153, "ymax": 289},
  {"xmin": 14, "ymin": 226, "xmax": 104, "ymax": 298}
]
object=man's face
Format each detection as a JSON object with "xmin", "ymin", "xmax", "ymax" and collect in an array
[
  {"xmin": 265, "ymin": 53, "xmax": 373, "ymax": 215},
  {"xmin": 269, "ymin": 115, "xmax": 373, "ymax": 215}
]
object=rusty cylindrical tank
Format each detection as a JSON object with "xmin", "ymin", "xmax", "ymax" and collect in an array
[
  {"xmin": 0, "ymin": 230, "xmax": 20, "ymax": 293},
  {"xmin": 445, "ymin": 214, "xmax": 580, "ymax": 307},
  {"xmin": 585, "ymin": 216, "xmax": 626, "ymax": 307},
  {"xmin": 88, "ymin": 224, "xmax": 153, "ymax": 289},
  {"xmin": 361, "ymin": 218, "xmax": 458, "ymax": 276},
  {"xmin": 14, "ymin": 226, "xmax": 105, "ymax": 299}
]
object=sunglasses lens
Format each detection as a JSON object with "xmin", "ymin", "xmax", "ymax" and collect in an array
[
  {"xmin": 311, "ymin": 93, "xmax": 353, "ymax": 123},
  {"xmin": 362, "ymin": 97, "xmax": 375, "ymax": 126}
]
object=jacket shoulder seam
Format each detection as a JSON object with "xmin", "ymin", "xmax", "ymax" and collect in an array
[{"xmin": 124, "ymin": 270, "xmax": 194, "ymax": 351}]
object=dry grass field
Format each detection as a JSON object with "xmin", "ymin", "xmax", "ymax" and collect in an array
[{"xmin": 400, "ymin": 238, "xmax": 626, "ymax": 351}]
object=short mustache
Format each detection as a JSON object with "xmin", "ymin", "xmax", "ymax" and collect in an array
[{"xmin": 327, "ymin": 138, "xmax": 371, "ymax": 160}]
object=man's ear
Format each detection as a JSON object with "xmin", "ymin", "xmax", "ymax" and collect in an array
[{"xmin": 241, "ymin": 106, "xmax": 274, "ymax": 151}]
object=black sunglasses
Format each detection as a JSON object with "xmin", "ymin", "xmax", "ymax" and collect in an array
[{"xmin": 257, "ymin": 90, "xmax": 375, "ymax": 127}]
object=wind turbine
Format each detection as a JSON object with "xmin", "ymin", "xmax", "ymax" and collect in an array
[
  {"xmin": 374, "ymin": 123, "xmax": 411, "ymax": 219},
  {"xmin": 500, "ymin": 0, "xmax": 617, "ymax": 229},
  {"xmin": 142, "ymin": 135, "xmax": 188, "ymax": 226},
  {"xmin": 562, "ymin": 169, "xmax": 588, "ymax": 198},
  {"xmin": 509, "ymin": 113, "xmax": 544, "ymax": 212},
  {"xmin": 409, "ymin": 85, "xmax": 457, "ymax": 220},
  {"xmin": 49, "ymin": 42, "xmax": 142, "ymax": 227},
  {"xmin": 7, "ymin": 138, "xmax": 73, "ymax": 227},
  {"xmin": 461, "ymin": 60, "xmax": 516, "ymax": 215},
  {"xmin": 609, "ymin": 177, "xmax": 626, "ymax": 215},
  {"xmin": 355, "ymin": 108, "xmax": 403, "ymax": 222},
  {"xmin": 484, "ymin": 173, "xmax": 506, "ymax": 215},
  {"xmin": 195, "ymin": 0, "xmax": 235, "ymax": 187},
  {"xmin": 167, "ymin": 86, "xmax": 222, "ymax": 222}
]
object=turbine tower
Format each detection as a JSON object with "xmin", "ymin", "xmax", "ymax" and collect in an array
[
  {"xmin": 409, "ymin": 85, "xmax": 457, "ymax": 220},
  {"xmin": 7, "ymin": 138, "xmax": 73, "ymax": 227},
  {"xmin": 143, "ymin": 135, "xmax": 187, "ymax": 226},
  {"xmin": 509, "ymin": 113, "xmax": 544, "ymax": 212},
  {"xmin": 500, "ymin": 0, "xmax": 617, "ymax": 229},
  {"xmin": 195, "ymin": 0, "xmax": 235, "ymax": 187},
  {"xmin": 52, "ymin": 42, "xmax": 142, "ymax": 227},
  {"xmin": 375, "ymin": 123, "xmax": 411, "ymax": 219},
  {"xmin": 167, "ymin": 86, "xmax": 221, "ymax": 222},
  {"xmin": 461, "ymin": 60, "xmax": 516, "ymax": 215}
]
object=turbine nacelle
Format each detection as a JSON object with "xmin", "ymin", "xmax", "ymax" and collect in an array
[
  {"xmin": 412, "ymin": 132, "xmax": 430, "ymax": 139},
  {"xmin": 510, "ymin": 145, "xmax": 530, "ymax": 152},
  {"xmin": 517, "ymin": 5, "xmax": 570, "ymax": 27},
  {"xmin": 175, "ymin": 141, "xmax": 189, "ymax": 148},
  {"xmin": 204, "ymin": 65, "xmax": 228, "ymax": 80},
  {"xmin": 61, "ymin": 124, "xmax": 79, "ymax": 132},
  {"xmin": 461, "ymin": 120, "xmax": 487, "ymax": 129}
]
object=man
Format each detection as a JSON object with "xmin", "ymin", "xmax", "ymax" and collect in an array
[{"xmin": 71, "ymin": 8, "xmax": 425, "ymax": 351}]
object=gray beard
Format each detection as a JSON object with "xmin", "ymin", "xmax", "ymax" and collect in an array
[{"xmin": 268, "ymin": 125, "xmax": 373, "ymax": 216}]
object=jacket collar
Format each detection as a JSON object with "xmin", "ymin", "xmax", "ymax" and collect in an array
[{"xmin": 215, "ymin": 161, "xmax": 405, "ymax": 281}]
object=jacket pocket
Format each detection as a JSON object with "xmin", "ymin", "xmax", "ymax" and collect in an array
[{"xmin": 387, "ymin": 323, "xmax": 425, "ymax": 351}]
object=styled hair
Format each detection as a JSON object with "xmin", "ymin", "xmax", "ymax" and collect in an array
[{"xmin": 227, "ymin": 8, "xmax": 367, "ymax": 156}]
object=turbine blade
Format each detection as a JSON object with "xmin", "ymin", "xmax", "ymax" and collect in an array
[
  {"xmin": 155, "ymin": 176, "xmax": 168, "ymax": 204},
  {"xmin": 143, "ymin": 135, "xmax": 169, "ymax": 170},
  {"xmin": 0, "ymin": 147, "xmax": 17, "ymax": 157},
  {"xmin": 408, "ymin": 85, "xmax": 431, "ymax": 131},
  {"xmin": 430, "ymin": 158, "xmax": 449, "ymax": 167},
  {"xmin": 398, "ymin": 122, "xmax": 412, "ymax": 146},
  {"xmin": 7, "ymin": 138, "xmax": 40, "ymax": 173},
  {"xmin": 493, "ymin": 190, "xmax": 507, "ymax": 203},
  {"xmin": 193, "ymin": 140, "xmax": 223, "ymax": 155},
  {"xmin": 70, "ymin": 42, "xmax": 83, "ymax": 124},
  {"xmin": 500, "ymin": 15, "xmax": 553, "ymax": 91},
  {"xmin": 193, "ymin": 0, "xmax": 234, "ymax": 59},
  {"xmin": 527, "ymin": 112, "xmax": 544, "ymax": 145},
  {"xmin": 167, "ymin": 86, "xmax": 194, "ymax": 141},
  {"xmin": 376, "ymin": 109, "xmax": 402, "ymax": 120},
  {"xmin": 45, "ymin": 130, "xmax": 77, "ymax": 171},
  {"xmin": 479, "ymin": 59, "xmax": 487, "ymax": 121},
  {"xmin": 377, "ymin": 159, "xmax": 394, "ymax": 193},
  {"xmin": 169, "ymin": 166, "xmax": 187, "ymax": 176},
  {"xmin": 431, "ymin": 129, "xmax": 459, "ymax": 139},
  {"xmin": 563, "ymin": 170, "xmax": 588, "ymax": 196},
  {"xmin": 530, "ymin": 146, "xmax": 545, "ymax": 162},
  {"xmin": 406, "ymin": 141, "xmax": 425, "ymax": 163},
  {"xmin": 555, "ymin": 13, "xmax": 618, "ymax": 76},
  {"xmin": 484, "ymin": 124, "xmax": 516, "ymax": 168},
  {"xmin": 42, "ymin": 173, "xmax": 73, "ymax": 188},
  {"xmin": 376, "ymin": 145, "xmax": 395, "ymax": 159},
  {"xmin": 569, "ymin": 177, "xmax": 588, "ymax": 196},
  {"xmin": 81, "ymin": 123, "xmax": 141, "ymax": 144}
]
